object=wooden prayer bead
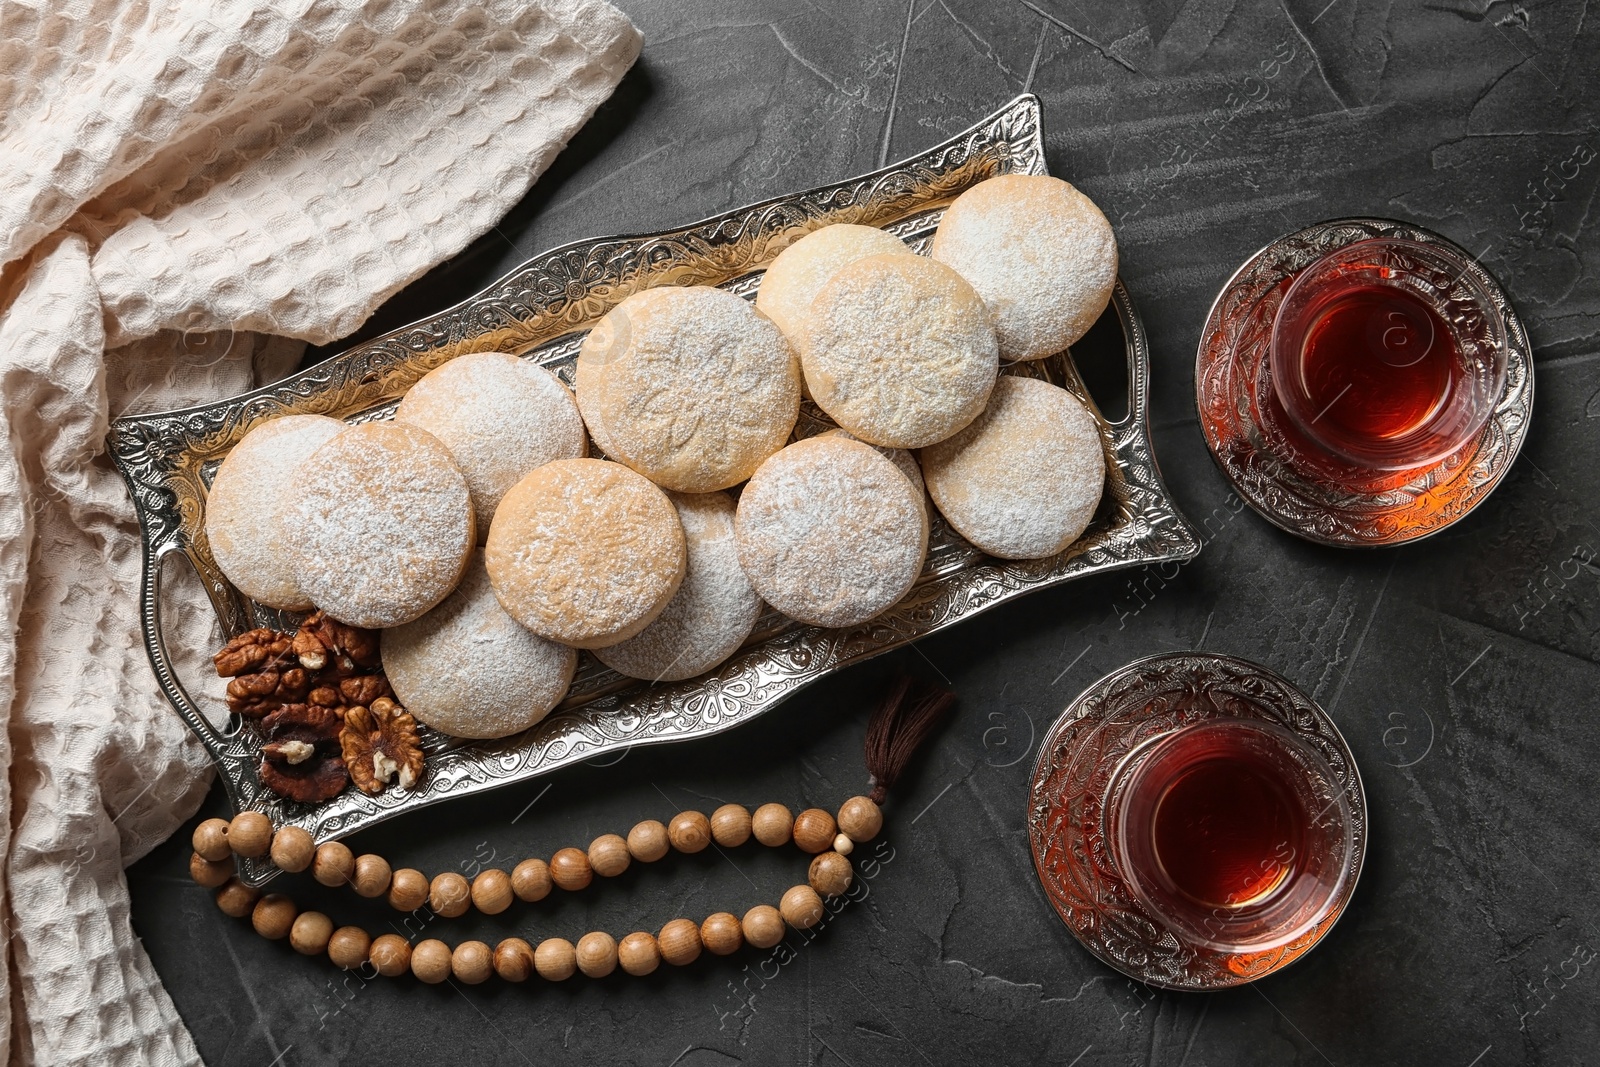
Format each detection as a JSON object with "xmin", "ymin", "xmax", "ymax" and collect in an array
[
  {"xmin": 328, "ymin": 927, "xmax": 371, "ymax": 970},
  {"xmin": 751, "ymin": 803, "xmax": 793, "ymax": 846},
  {"xmin": 228, "ymin": 812, "xmax": 273, "ymax": 858},
  {"xmin": 289, "ymin": 911, "xmax": 333, "ymax": 955},
  {"xmin": 618, "ymin": 932, "xmax": 661, "ymax": 976},
  {"xmin": 190, "ymin": 851, "xmax": 234, "ymax": 889},
  {"xmin": 411, "ymin": 939, "xmax": 453, "ymax": 984},
  {"xmin": 312, "ymin": 842, "xmax": 354, "ymax": 887},
  {"xmin": 192, "ymin": 818, "xmax": 232, "ymax": 862},
  {"xmin": 352, "ymin": 854, "xmax": 392, "ymax": 898},
  {"xmin": 251, "ymin": 894, "xmax": 297, "ymax": 940},
  {"xmin": 792, "ymin": 809, "xmax": 837, "ymax": 854},
  {"xmin": 657, "ymin": 919, "xmax": 702, "ymax": 966},
  {"xmin": 700, "ymin": 912, "xmax": 743, "ymax": 956},
  {"xmin": 833, "ymin": 834, "xmax": 854, "ymax": 856},
  {"xmin": 808, "ymin": 851, "xmax": 853, "ymax": 898},
  {"xmin": 576, "ymin": 932, "xmax": 618, "ymax": 978},
  {"xmin": 429, "ymin": 872, "xmax": 471, "ymax": 918},
  {"xmin": 494, "ymin": 938, "xmax": 536, "ymax": 982},
  {"xmin": 369, "ymin": 933, "xmax": 412, "ymax": 977},
  {"xmin": 472, "ymin": 868, "xmax": 513, "ymax": 914},
  {"xmin": 512, "ymin": 858, "xmax": 552, "ymax": 902},
  {"xmin": 781, "ymin": 885, "xmax": 824, "ymax": 929},
  {"xmin": 387, "ymin": 868, "xmax": 430, "ymax": 912},
  {"xmin": 837, "ymin": 796, "xmax": 883, "ymax": 842},
  {"xmin": 214, "ymin": 878, "xmax": 259, "ymax": 918},
  {"xmin": 742, "ymin": 905, "xmax": 785, "ymax": 949},
  {"xmin": 627, "ymin": 819, "xmax": 669, "ymax": 862},
  {"xmin": 535, "ymin": 937, "xmax": 577, "ymax": 981},
  {"xmin": 668, "ymin": 811, "xmax": 711, "ymax": 853},
  {"xmin": 550, "ymin": 847, "xmax": 593, "ymax": 891},
  {"xmin": 453, "ymin": 940, "xmax": 494, "ymax": 984},
  {"xmin": 710, "ymin": 804, "xmax": 752, "ymax": 847},
  {"xmin": 589, "ymin": 834, "xmax": 631, "ymax": 878},
  {"xmin": 270, "ymin": 826, "xmax": 315, "ymax": 873}
]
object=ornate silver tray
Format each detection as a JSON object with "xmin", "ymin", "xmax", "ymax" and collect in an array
[
  {"xmin": 1196, "ymin": 217, "xmax": 1534, "ymax": 547},
  {"xmin": 109, "ymin": 94, "xmax": 1200, "ymax": 886},
  {"xmin": 1028, "ymin": 652, "xmax": 1368, "ymax": 989}
]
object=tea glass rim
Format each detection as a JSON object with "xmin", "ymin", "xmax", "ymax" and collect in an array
[{"xmin": 1268, "ymin": 235, "xmax": 1509, "ymax": 470}]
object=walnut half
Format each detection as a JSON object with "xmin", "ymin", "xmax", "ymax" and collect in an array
[
  {"xmin": 297, "ymin": 611, "xmax": 381, "ymax": 676},
  {"xmin": 226, "ymin": 666, "xmax": 311, "ymax": 719},
  {"xmin": 341, "ymin": 698, "xmax": 424, "ymax": 796},
  {"xmin": 213, "ymin": 628, "xmax": 292, "ymax": 678},
  {"xmin": 258, "ymin": 704, "xmax": 349, "ymax": 804}
]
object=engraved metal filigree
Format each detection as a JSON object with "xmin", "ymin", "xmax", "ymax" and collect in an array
[
  {"xmin": 108, "ymin": 95, "xmax": 1201, "ymax": 886},
  {"xmin": 1027, "ymin": 652, "xmax": 1368, "ymax": 990},
  {"xmin": 1196, "ymin": 217, "xmax": 1534, "ymax": 547}
]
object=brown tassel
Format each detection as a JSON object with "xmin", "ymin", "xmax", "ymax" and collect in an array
[{"xmin": 864, "ymin": 674, "xmax": 956, "ymax": 805}]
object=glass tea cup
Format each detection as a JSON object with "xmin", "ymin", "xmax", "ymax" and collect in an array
[
  {"xmin": 1108, "ymin": 717, "xmax": 1355, "ymax": 954},
  {"xmin": 1268, "ymin": 237, "xmax": 1507, "ymax": 471}
]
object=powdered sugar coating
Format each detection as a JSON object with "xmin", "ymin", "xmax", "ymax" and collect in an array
[
  {"xmin": 287, "ymin": 422, "xmax": 475, "ymax": 628},
  {"xmin": 799, "ymin": 253, "xmax": 998, "ymax": 449},
  {"xmin": 756, "ymin": 223, "xmax": 912, "ymax": 343},
  {"xmin": 485, "ymin": 458, "xmax": 685, "ymax": 649},
  {"xmin": 931, "ymin": 174, "xmax": 1118, "ymax": 361},
  {"xmin": 734, "ymin": 436, "xmax": 928, "ymax": 628},
  {"xmin": 395, "ymin": 353, "xmax": 586, "ymax": 540},
  {"xmin": 382, "ymin": 550, "xmax": 577, "ymax": 740},
  {"xmin": 207, "ymin": 414, "xmax": 344, "ymax": 610},
  {"xmin": 920, "ymin": 376, "xmax": 1106, "ymax": 560},
  {"xmin": 576, "ymin": 286, "xmax": 800, "ymax": 492},
  {"xmin": 594, "ymin": 490, "xmax": 762, "ymax": 682},
  {"xmin": 819, "ymin": 428, "xmax": 928, "ymax": 523}
]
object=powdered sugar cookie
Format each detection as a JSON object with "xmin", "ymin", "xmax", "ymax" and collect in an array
[
  {"xmin": 394, "ymin": 353, "xmax": 586, "ymax": 539},
  {"xmin": 734, "ymin": 435, "xmax": 927, "ymax": 628},
  {"xmin": 207, "ymin": 414, "xmax": 344, "ymax": 610},
  {"xmin": 756, "ymin": 224, "xmax": 912, "ymax": 343},
  {"xmin": 931, "ymin": 174, "xmax": 1117, "ymax": 361},
  {"xmin": 799, "ymin": 253, "xmax": 997, "ymax": 449},
  {"xmin": 920, "ymin": 376, "xmax": 1105, "ymax": 559},
  {"xmin": 486, "ymin": 458, "xmax": 685, "ymax": 649},
  {"xmin": 576, "ymin": 286, "xmax": 800, "ymax": 493},
  {"xmin": 287, "ymin": 422, "xmax": 474, "ymax": 628},
  {"xmin": 818, "ymin": 428, "xmax": 927, "ymax": 523},
  {"xmin": 594, "ymin": 491, "xmax": 762, "ymax": 682},
  {"xmin": 382, "ymin": 551, "xmax": 576, "ymax": 740}
]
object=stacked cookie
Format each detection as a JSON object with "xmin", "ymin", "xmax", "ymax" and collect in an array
[{"xmin": 205, "ymin": 173, "xmax": 1115, "ymax": 749}]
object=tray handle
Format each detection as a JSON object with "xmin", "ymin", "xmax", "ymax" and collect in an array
[
  {"xmin": 1106, "ymin": 278, "xmax": 1150, "ymax": 436},
  {"xmin": 140, "ymin": 539, "xmax": 256, "ymax": 802}
]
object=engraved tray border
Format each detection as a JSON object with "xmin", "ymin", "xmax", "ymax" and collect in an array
[{"xmin": 109, "ymin": 95, "xmax": 1201, "ymax": 885}]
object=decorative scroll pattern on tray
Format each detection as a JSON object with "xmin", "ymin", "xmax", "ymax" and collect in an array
[{"xmin": 109, "ymin": 94, "xmax": 1201, "ymax": 885}]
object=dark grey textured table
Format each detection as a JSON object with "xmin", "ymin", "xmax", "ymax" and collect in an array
[{"xmin": 128, "ymin": 2, "xmax": 1600, "ymax": 1064}]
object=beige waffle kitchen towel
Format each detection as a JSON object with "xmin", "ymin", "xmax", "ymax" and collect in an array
[{"xmin": 0, "ymin": 2, "xmax": 641, "ymax": 1062}]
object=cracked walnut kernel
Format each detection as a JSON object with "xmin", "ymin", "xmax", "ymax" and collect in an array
[
  {"xmin": 226, "ymin": 667, "xmax": 311, "ymax": 719},
  {"xmin": 213, "ymin": 628, "xmax": 293, "ymax": 678},
  {"xmin": 259, "ymin": 704, "xmax": 349, "ymax": 804},
  {"xmin": 297, "ymin": 611, "xmax": 380, "ymax": 675},
  {"xmin": 341, "ymin": 698, "xmax": 424, "ymax": 796}
]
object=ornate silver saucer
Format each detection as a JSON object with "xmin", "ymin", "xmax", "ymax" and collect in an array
[
  {"xmin": 109, "ymin": 94, "xmax": 1201, "ymax": 887},
  {"xmin": 1028, "ymin": 652, "xmax": 1367, "ymax": 990},
  {"xmin": 1196, "ymin": 217, "xmax": 1533, "ymax": 547}
]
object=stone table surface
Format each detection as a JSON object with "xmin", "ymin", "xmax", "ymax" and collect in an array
[{"xmin": 128, "ymin": 1, "xmax": 1600, "ymax": 1064}]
